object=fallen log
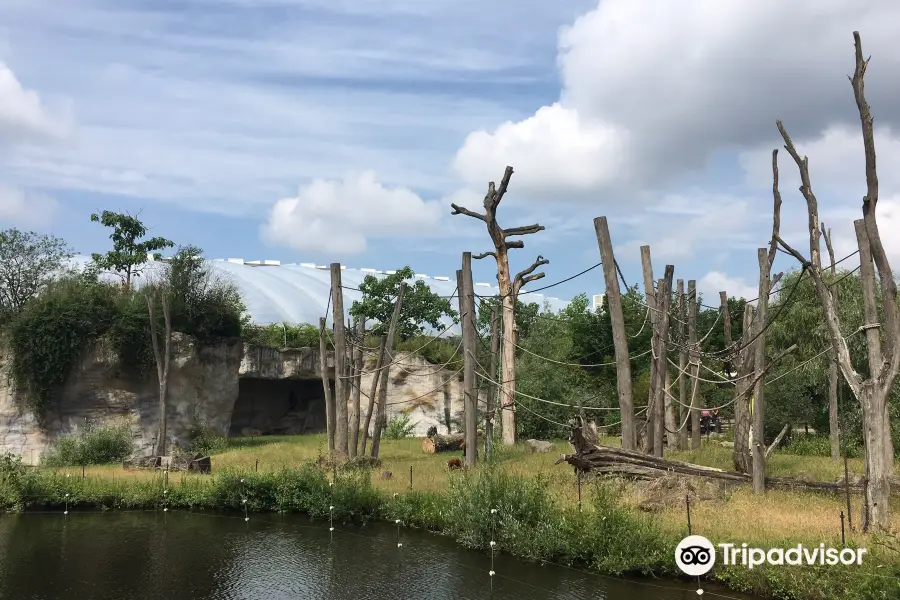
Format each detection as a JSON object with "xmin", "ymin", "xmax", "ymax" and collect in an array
[
  {"xmin": 765, "ymin": 424, "xmax": 791, "ymax": 459},
  {"xmin": 557, "ymin": 419, "xmax": 871, "ymax": 495},
  {"xmin": 422, "ymin": 434, "xmax": 465, "ymax": 453}
]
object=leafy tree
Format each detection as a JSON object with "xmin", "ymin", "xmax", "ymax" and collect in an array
[
  {"xmin": 90, "ymin": 210, "xmax": 173, "ymax": 287},
  {"xmin": 475, "ymin": 295, "xmax": 540, "ymax": 342},
  {"xmin": 0, "ymin": 229, "xmax": 73, "ymax": 323},
  {"xmin": 349, "ymin": 266, "xmax": 458, "ymax": 340},
  {"xmin": 165, "ymin": 245, "xmax": 244, "ymax": 338}
]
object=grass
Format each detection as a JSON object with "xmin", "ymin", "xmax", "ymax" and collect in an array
[{"xmin": 10, "ymin": 434, "xmax": 900, "ymax": 599}]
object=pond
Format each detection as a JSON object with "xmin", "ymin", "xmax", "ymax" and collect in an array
[{"xmin": 0, "ymin": 512, "xmax": 753, "ymax": 599}]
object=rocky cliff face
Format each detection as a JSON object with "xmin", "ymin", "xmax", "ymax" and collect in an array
[
  {"xmin": 0, "ymin": 333, "xmax": 243, "ymax": 463},
  {"xmin": 0, "ymin": 336, "xmax": 472, "ymax": 463}
]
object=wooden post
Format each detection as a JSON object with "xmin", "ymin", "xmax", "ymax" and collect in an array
[
  {"xmin": 651, "ymin": 266, "xmax": 674, "ymax": 457},
  {"xmin": 349, "ymin": 317, "xmax": 365, "ymax": 457},
  {"xmin": 733, "ymin": 304, "xmax": 755, "ymax": 473},
  {"xmin": 318, "ymin": 317, "xmax": 335, "ymax": 453},
  {"xmin": 594, "ymin": 217, "xmax": 636, "ymax": 450},
  {"xmin": 640, "ymin": 246, "xmax": 659, "ymax": 454},
  {"xmin": 330, "ymin": 263, "xmax": 349, "ymax": 457},
  {"xmin": 360, "ymin": 334, "xmax": 386, "ymax": 456},
  {"xmin": 752, "ymin": 248, "xmax": 770, "ymax": 494},
  {"xmin": 720, "ymin": 292, "xmax": 733, "ymax": 381},
  {"xmin": 688, "ymin": 280, "xmax": 701, "ymax": 449},
  {"xmin": 460, "ymin": 253, "xmax": 478, "ymax": 466},
  {"xmin": 486, "ymin": 304, "xmax": 500, "ymax": 460},
  {"xmin": 371, "ymin": 283, "xmax": 406, "ymax": 459},
  {"xmin": 677, "ymin": 279, "xmax": 688, "ymax": 451}
]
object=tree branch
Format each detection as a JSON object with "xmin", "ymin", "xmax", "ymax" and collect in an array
[
  {"xmin": 483, "ymin": 166, "xmax": 514, "ymax": 213},
  {"xmin": 506, "ymin": 240, "xmax": 524, "ymax": 250},
  {"xmin": 769, "ymin": 149, "xmax": 782, "ymax": 270},
  {"xmin": 772, "ymin": 272, "xmax": 784, "ymax": 288},
  {"xmin": 503, "ymin": 224, "xmax": 545, "ymax": 238},
  {"xmin": 774, "ymin": 235, "xmax": 810, "ymax": 267},
  {"xmin": 450, "ymin": 204, "xmax": 486, "ymax": 221},
  {"xmin": 513, "ymin": 256, "xmax": 549, "ymax": 295},
  {"xmin": 473, "ymin": 251, "xmax": 497, "ymax": 260}
]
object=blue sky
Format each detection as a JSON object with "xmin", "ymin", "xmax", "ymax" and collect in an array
[{"xmin": 1, "ymin": 0, "xmax": 899, "ymax": 306}]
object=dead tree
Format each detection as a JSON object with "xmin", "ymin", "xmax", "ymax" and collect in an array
[
  {"xmin": 147, "ymin": 288, "xmax": 172, "ymax": 457},
  {"xmin": 371, "ymin": 283, "xmax": 406, "ymax": 459},
  {"xmin": 594, "ymin": 217, "xmax": 637, "ymax": 450},
  {"xmin": 821, "ymin": 223, "xmax": 842, "ymax": 459},
  {"xmin": 750, "ymin": 152, "xmax": 784, "ymax": 493},
  {"xmin": 639, "ymin": 246, "xmax": 659, "ymax": 453},
  {"xmin": 349, "ymin": 317, "xmax": 365, "ymax": 457},
  {"xmin": 677, "ymin": 280, "xmax": 689, "ymax": 450},
  {"xmin": 450, "ymin": 166, "xmax": 548, "ymax": 445},
  {"xmin": 772, "ymin": 31, "xmax": 900, "ymax": 531}
]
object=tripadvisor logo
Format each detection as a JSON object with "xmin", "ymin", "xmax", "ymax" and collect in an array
[{"xmin": 675, "ymin": 535, "xmax": 867, "ymax": 574}]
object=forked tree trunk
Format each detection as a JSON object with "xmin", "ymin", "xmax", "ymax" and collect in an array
[
  {"xmin": 147, "ymin": 290, "xmax": 171, "ymax": 457},
  {"xmin": 371, "ymin": 283, "xmax": 405, "ymax": 459},
  {"xmin": 733, "ymin": 305, "xmax": 755, "ymax": 474}
]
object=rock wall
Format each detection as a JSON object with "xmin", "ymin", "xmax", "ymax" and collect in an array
[
  {"xmin": 0, "ymin": 333, "xmax": 243, "ymax": 463},
  {"xmin": 0, "ymin": 337, "xmax": 473, "ymax": 464}
]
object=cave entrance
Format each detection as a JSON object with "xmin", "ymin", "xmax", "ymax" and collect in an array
[{"xmin": 229, "ymin": 378, "xmax": 329, "ymax": 436}]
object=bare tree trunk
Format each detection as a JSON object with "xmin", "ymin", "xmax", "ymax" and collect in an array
[
  {"xmin": 677, "ymin": 280, "xmax": 689, "ymax": 450},
  {"xmin": 450, "ymin": 166, "xmax": 547, "ymax": 448},
  {"xmin": 651, "ymin": 266, "xmax": 674, "ymax": 457},
  {"xmin": 486, "ymin": 305, "xmax": 499, "ymax": 460},
  {"xmin": 640, "ymin": 246, "xmax": 659, "ymax": 454},
  {"xmin": 371, "ymin": 283, "xmax": 406, "ymax": 459},
  {"xmin": 688, "ymin": 280, "xmax": 701, "ymax": 449},
  {"xmin": 318, "ymin": 317, "xmax": 335, "ymax": 453},
  {"xmin": 752, "ymin": 248, "xmax": 771, "ymax": 494},
  {"xmin": 147, "ymin": 290, "xmax": 171, "ymax": 457},
  {"xmin": 821, "ymin": 224, "xmax": 842, "ymax": 459},
  {"xmin": 594, "ymin": 217, "xmax": 636, "ymax": 450},
  {"xmin": 665, "ymin": 367, "xmax": 677, "ymax": 450},
  {"xmin": 330, "ymin": 263, "xmax": 349, "ymax": 457},
  {"xmin": 360, "ymin": 335, "xmax": 385, "ymax": 456},
  {"xmin": 459, "ymin": 254, "xmax": 478, "ymax": 466},
  {"xmin": 348, "ymin": 317, "xmax": 364, "ymax": 457},
  {"xmin": 733, "ymin": 305, "xmax": 755, "ymax": 473}
]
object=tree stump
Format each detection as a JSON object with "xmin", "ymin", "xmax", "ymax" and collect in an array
[{"xmin": 422, "ymin": 434, "xmax": 465, "ymax": 453}]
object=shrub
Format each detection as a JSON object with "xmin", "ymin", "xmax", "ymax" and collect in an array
[
  {"xmin": 42, "ymin": 422, "xmax": 134, "ymax": 467},
  {"xmin": 779, "ymin": 434, "xmax": 862, "ymax": 459},
  {"xmin": 385, "ymin": 414, "xmax": 417, "ymax": 440},
  {"xmin": 188, "ymin": 426, "xmax": 229, "ymax": 455},
  {"xmin": 242, "ymin": 322, "xmax": 324, "ymax": 349}
]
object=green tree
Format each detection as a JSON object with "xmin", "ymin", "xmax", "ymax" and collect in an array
[
  {"xmin": 349, "ymin": 266, "xmax": 458, "ymax": 340},
  {"xmin": 475, "ymin": 295, "xmax": 540, "ymax": 342},
  {"xmin": 0, "ymin": 229, "xmax": 73, "ymax": 323},
  {"xmin": 165, "ymin": 245, "xmax": 244, "ymax": 338},
  {"xmin": 90, "ymin": 210, "xmax": 174, "ymax": 287}
]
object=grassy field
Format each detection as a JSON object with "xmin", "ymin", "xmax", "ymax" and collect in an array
[{"xmin": 65, "ymin": 433, "xmax": 900, "ymax": 546}]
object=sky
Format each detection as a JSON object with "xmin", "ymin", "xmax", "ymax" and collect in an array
[{"xmin": 1, "ymin": 0, "xmax": 900, "ymax": 307}]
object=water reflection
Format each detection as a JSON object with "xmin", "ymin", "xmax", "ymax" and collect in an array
[{"xmin": 0, "ymin": 512, "xmax": 750, "ymax": 599}]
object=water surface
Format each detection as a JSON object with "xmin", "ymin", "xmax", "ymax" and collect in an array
[{"xmin": 0, "ymin": 511, "xmax": 751, "ymax": 599}]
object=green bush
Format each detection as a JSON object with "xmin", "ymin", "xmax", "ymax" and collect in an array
[
  {"xmin": 242, "ymin": 322, "xmax": 325, "ymax": 349},
  {"xmin": 779, "ymin": 434, "xmax": 862, "ymax": 459},
  {"xmin": 384, "ymin": 414, "xmax": 417, "ymax": 440},
  {"xmin": 188, "ymin": 426, "xmax": 229, "ymax": 455},
  {"xmin": 42, "ymin": 423, "xmax": 134, "ymax": 467}
]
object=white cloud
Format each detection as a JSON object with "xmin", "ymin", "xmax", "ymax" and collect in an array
[
  {"xmin": 0, "ymin": 183, "xmax": 58, "ymax": 227},
  {"xmin": 453, "ymin": 0, "xmax": 900, "ymax": 203},
  {"xmin": 0, "ymin": 61, "xmax": 68, "ymax": 143},
  {"xmin": 698, "ymin": 271, "xmax": 758, "ymax": 304},
  {"xmin": 262, "ymin": 172, "xmax": 443, "ymax": 254}
]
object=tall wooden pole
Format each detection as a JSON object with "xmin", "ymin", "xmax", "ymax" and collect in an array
[
  {"xmin": 752, "ymin": 248, "xmax": 770, "ymax": 494},
  {"xmin": 640, "ymin": 246, "xmax": 659, "ymax": 453},
  {"xmin": 460, "ymin": 253, "xmax": 478, "ymax": 466},
  {"xmin": 688, "ymin": 280, "xmax": 701, "ymax": 449},
  {"xmin": 360, "ymin": 334, "xmax": 386, "ymax": 456},
  {"xmin": 486, "ymin": 304, "xmax": 499, "ymax": 460},
  {"xmin": 318, "ymin": 317, "xmax": 335, "ymax": 454},
  {"xmin": 594, "ymin": 217, "xmax": 636, "ymax": 450},
  {"xmin": 330, "ymin": 263, "xmax": 349, "ymax": 457},
  {"xmin": 676, "ymin": 279, "xmax": 688, "ymax": 450},
  {"xmin": 651, "ymin": 266, "xmax": 674, "ymax": 457},
  {"xmin": 349, "ymin": 316, "xmax": 365, "ymax": 457},
  {"xmin": 371, "ymin": 283, "xmax": 406, "ymax": 459}
]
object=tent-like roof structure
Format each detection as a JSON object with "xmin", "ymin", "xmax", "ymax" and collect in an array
[{"xmin": 71, "ymin": 255, "xmax": 572, "ymax": 334}]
